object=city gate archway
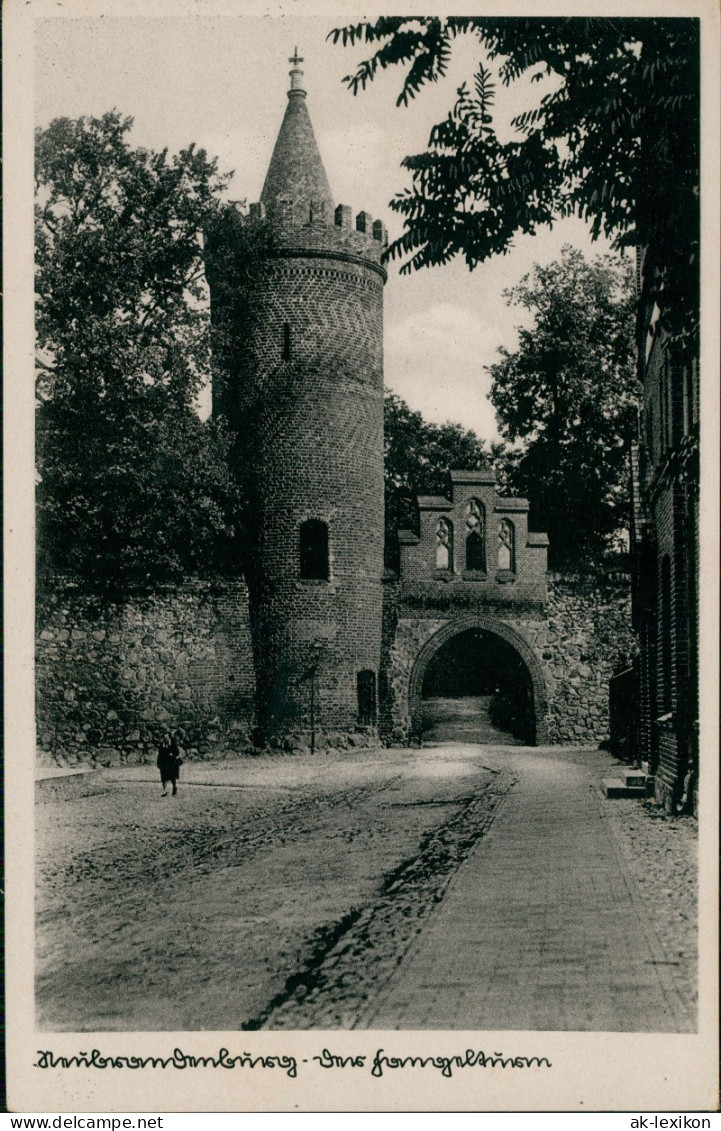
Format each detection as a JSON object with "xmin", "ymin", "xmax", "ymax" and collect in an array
[{"xmin": 407, "ymin": 615, "xmax": 549, "ymax": 746}]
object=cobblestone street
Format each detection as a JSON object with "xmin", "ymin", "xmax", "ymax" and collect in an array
[
  {"xmin": 351, "ymin": 750, "xmax": 695, "ymax": 1031},
  {"xmin": 36, "ymin": 743, "xmax": 697, "ymax": 1033}
]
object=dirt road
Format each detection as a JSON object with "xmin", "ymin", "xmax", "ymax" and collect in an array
[
  {"xmin": 36, "ymin": 745, "xmax": 513, "ymax": 1030},
  {"xmin": 36, "ymin": 743, "xmax": 696, "ymax": 1032}
]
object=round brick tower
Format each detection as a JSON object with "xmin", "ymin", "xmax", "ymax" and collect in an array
[{"xmin": 209, "ymin": 52, "xmax": 386, "ymax": 749}]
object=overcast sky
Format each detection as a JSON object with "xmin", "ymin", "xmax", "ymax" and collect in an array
[{"xmin": 35, "ymin": 13, "xmax": 616, "ymax": 442}]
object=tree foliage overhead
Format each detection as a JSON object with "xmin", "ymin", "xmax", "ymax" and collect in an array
[
  {"xmin": 36, "ymin": 111, "xmax": 242, "ymax": 589},
  {"xmin": 330, "ymin": 17, "xmax": 699, "ymax": 340},
  {"xmin": 488, "ymin": 246, "xmax": 638, "ymax": 567}
]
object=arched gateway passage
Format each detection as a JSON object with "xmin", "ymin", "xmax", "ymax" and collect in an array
[{"xmin": 408, "ymin": 616, "xmax": 548, "ymax": 746}]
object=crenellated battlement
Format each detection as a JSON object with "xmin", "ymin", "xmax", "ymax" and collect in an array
[
  {"xmin": 244, "ymin": 52, "xmax": 388, "ymax": 273},
  {"xmin": 245, "ymin": 198, "xmax": 387, "ymax": 267}
]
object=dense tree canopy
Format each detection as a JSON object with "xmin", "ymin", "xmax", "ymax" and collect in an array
[
  {"xmin": 330, "ymin": 17, "xmax": 699, "ymax": 341},
  {"xmin": 35, "ymin": 111, "xmax": 242, "ymax": 589},
  {"xmin": 488, "ymin": 247, "xmax": 638, "ymax": 566}
]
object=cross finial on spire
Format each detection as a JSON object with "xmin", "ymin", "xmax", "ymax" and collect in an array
[{"xmin": 288, "ymin": 46, "xmax": 306, "ymax": 94}]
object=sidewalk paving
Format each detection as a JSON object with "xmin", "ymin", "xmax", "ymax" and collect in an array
[
  {"xmin": 359, "ymin": 747, "xmax": 695, "ymax": 1032},
  {"xmin": 36, "ymin": 763, "xmax": 94, "ymax": 780}
]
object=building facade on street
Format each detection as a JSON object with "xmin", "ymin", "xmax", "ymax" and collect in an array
[{"xmin": 630, "ymin": 251, "xmax": 700, "ymax": 813}]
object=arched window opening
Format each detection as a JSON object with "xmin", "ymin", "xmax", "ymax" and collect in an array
[
  {"xmin": 465, "ymin": 499, "xmax": 486, "ymax": 571},
  {"xmin": 282, "ymin": 322, "xmax": 291, "ymax": 361},
  {"xmin": 435, "ymin": 517, "xmax": 453, "ymax": 571},
  {"xmin": 498, "ymin": 519, "xmax": 515, "ymax": 571},
  {"xmin": 357, "ymin": 670, "xmax": 377, "ymax": 726},
  {"xmin": 299, "ymin": 519, "xmax": 329, "ymax": 580},
  {"xmin": 660, "ymin": 555, "xmax": 673, "ymax": 712}
]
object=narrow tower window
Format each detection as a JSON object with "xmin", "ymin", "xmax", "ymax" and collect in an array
[
  {"xmin": 282, "ymin": 322, "xmax": 291, "ymax": 361},
  {"xmin": 299, "ymin": 519, "xmax": 329, "ymax": 580},
  {"xmin": 465, "ymin": 499, "xmax": 486, "ymax": 571},
  {"xmin": 435, "ymin": 517, "xmax": 453, "ymax": 571},
  {"xmin": 498, "ymin": 519, "xmax": 515, "ymax": 571},
  {"xmin": 357, "ymin": 670, "xmax": 377, "ymax": 726}
]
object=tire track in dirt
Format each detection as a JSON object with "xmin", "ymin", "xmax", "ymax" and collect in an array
[
  {"xmin": 252, "ymin": 771, "xmax": 515, "ymax": 1030},
  {"xmin": 39, "ymin": 778, "xmax": 396, "ymax": 895},
  {"xmin": 36, "ymin": 755, "xmax": 504, "ymax": 1030},
  {"xmin": 36, "ymin": 775, "xmax": 410, "ymax": 979}
]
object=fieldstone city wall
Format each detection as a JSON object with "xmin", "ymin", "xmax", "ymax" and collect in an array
[
  {"xmin": 36, "ymin": 570, "xmax": 636, "ymax": 764},
  {"xmin": 544, "ymin": 572, "xmax": 636, "ymax": 742},
  {"xmin": 36, "ymin": 580, "xmax": 256, "ymax": 766}
]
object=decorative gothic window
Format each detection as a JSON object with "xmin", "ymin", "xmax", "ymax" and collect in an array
[
  {"xmin": 357, "ymin": 670, "xmax": 377, "ymax": 726},
  {"xmin": 299, "ymin": 519, "xmax": 329, "ymax": 580},
  {"xmin": 435, "ymin": 517, "xmax": 453, "ymax": 571},
  {"xmin": 497, "ymin": 519, "xmax": 515, "ymax": 571},
  {"xmin": 465, "ymin": 499, "xmax": 486, "ymax": 571},
  {"xmin": 282, "ymin": 322, "xmax": 291, "ymax": 361}
]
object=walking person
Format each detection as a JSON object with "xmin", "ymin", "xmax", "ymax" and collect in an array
[{"xmin": 157, "ymin": 732, "xmax": 183, "ymax": 796}]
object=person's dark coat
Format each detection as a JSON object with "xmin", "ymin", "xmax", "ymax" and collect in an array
[{"xmin": 157, "ymin": 737, "xmax": 182, "ymax": 783}]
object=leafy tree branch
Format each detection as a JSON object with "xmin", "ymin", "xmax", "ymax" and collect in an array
[{"xmin": 330, "ymin": 17, "xmax": 699, "ymax": 341}]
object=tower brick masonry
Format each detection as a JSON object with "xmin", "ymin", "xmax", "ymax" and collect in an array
[{"xmin": 207, "ymin": 52, "xmax": 387, "ymax": 747}]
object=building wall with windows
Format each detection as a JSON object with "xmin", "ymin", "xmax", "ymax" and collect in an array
[
  {"xmin": 396, "ymin": 470, "xmax": 548, "ymax": 601},
  {"xmin": 631, "ymin": 267, "xmax": 700, "ymax": 812}
]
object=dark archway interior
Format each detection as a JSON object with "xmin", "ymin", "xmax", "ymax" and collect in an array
[{"xmin": 421, "ymin": 628, "xmax": 535, "ymax": 744}]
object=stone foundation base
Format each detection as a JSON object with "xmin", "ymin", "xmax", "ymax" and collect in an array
[{"xmin": 263, "ymin": 726, "xmax": 380, "ymax": 754}]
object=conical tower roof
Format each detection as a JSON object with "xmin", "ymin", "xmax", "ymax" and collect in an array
[{"xmin": 260, "ymin": 49, "xmax": 334, "ymax": 216}]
